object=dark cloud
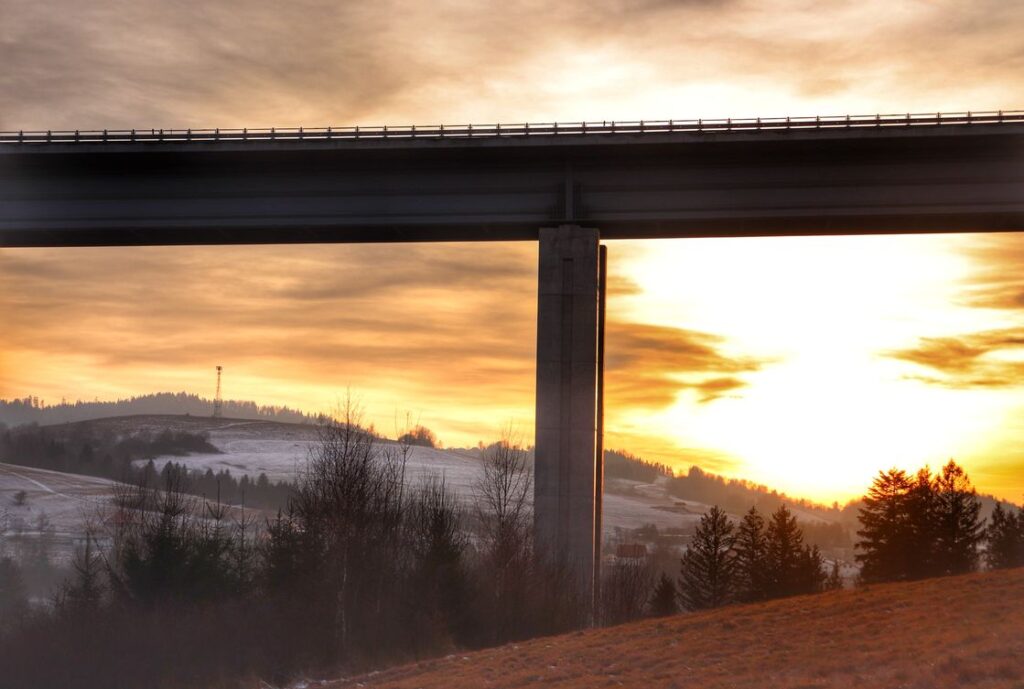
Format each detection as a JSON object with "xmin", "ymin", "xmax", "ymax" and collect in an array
[{"xmin": 887, "ymin": 327, "xmax": 1024, "ymax": 389}]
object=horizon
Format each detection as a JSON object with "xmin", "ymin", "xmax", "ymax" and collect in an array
[{"xmin": 0, "ymin": 391, "xmax": 977, "ymax": 513}]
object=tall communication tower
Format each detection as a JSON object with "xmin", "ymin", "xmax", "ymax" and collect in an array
[{"xmin": 213, "ymin": 365, "xmax": 223, "ymax": 418}]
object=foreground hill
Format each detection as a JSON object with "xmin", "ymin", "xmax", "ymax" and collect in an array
[{"xmin": 331, "ymin": 568, "xmax": 1024, "ymax": 689}]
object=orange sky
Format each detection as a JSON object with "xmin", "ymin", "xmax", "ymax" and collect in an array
[
  {"xmin": 2, "ymin": 0, "xmax": 1024, "ymax": 503},
  {"xmin": 4, "ymin": 235, "xmax": 1024, "ymax": 504}
]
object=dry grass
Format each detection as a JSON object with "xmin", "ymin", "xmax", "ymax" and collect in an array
[{"xmin": 329, "ymin": 568, "xmax": 1024, "ymax": 689}]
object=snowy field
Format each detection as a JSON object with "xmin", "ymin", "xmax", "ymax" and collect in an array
[
  {"xmin": 0, "ymin": 462, "xmax": 118, "ymax": 562},
  {"xmin": 4, "ymin": 415, "xmax": 839, "ymax": 555},
  {"xmin": 101, "ymin": 415, "xmax": 708, "ymax": 537}
]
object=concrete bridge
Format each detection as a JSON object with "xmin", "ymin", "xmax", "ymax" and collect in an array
[{"xmin": 3, "ymin": 111, "xmax": 1023, "ymax": 603}]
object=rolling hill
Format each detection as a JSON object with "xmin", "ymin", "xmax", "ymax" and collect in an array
[
  {"xmin": 12, "ymin": 414, "xmax": 729, "ymax": 537},
  {"xmin": 2, "ymin": 413, "xmax": 851, "ymax": 561},
  {"xmin": 328, "ymin": 568, "xmax": 1024, "ymax": 689}
]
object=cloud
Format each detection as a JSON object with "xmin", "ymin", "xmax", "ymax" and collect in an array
[
  {"xmin": 887, "ymin": 327, "xmax": 1024, "ymax": 389},
  {"xmin": 0, "ymin": 242, "xmax": 763, "ymax": 446},
  {"xmin": 0, "ymin": 244, "xmax": 540, "ymax": 413},
  {"xmin": 2, "ymin": 0, "xmax": 1022, "ymax": 131},
  {"xmin": 960, "ymin": 235, "xmax": 1024, "ymax": 311},
  {"xmin": 606, "ymin": 321, "xmax": 763, "ymax": 408}
]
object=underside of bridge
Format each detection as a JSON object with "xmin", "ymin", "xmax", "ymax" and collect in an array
[{"xmin": 2, "ymin": 113, "xmax": 1023, "ymax": 609}]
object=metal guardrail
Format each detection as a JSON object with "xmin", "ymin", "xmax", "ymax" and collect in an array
[{"xmin": 1, "ymin": 111, "xmax": 1022, "ymax": 145}]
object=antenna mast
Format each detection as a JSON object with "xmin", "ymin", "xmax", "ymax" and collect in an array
[{"xmin": 213, "ymin": 365, "xmax": 223, "ymax": 418}]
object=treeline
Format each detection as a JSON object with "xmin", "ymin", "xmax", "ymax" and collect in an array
[
  {"xmin": 0, "ymin": 424, "xmax": 293, "ymax": 510},
  {"xmin": 140, "ymin": 460, "xmax": 294, "ymax": 511},
  {"xmin": 604, "ymin": 449, "xmax": 673, "ymax": 483},
  {"xmin": 857, "ymin": 460, "xmax": 1023, "ymax": 582},
  {"xmin": 604, "ymin": 459, "xmax": 1024, "ymax": 624},
  {"xmin": 666, "ymin": 465, "xmax": 836, "ymax": 518},
  {"xmin": 0, "ymin": 392, "xmax": 321, "ymax": 427},
  {"xmin": 600, "ymin": 504, "xmax": 836, "ymax": 625},
  {"xmin": 0, "ymin": 413, "xmax": 587, "ymax": 689}
]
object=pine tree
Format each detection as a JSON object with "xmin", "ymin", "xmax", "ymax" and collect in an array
[
  {"xmin": 732, "ymin": 506, "xmax": 768, "ymax": 602},
  {"xmin": 796, "ymin": 544, "xmax": 827, "ymax": 594},
  {"xmin": 856, "ymin": 469, "xmax": 915, "ymax": 583},
  {"xmin": 985, "ymin": 503, "xmax": 1023, "ymax": 570},
  {"xmin": 648, "ymin": 573, "xmax": 678, "ymax": 617},
  {"xmin": 764, "ymin": 505, "xmax": 807, "ymax": 598},
  {"xmin": 905, "ymin": 467, "xmax": 938, "ymax": 579},
  {"xmin": 931, "ymin": 460, "xmax": 983, "ymax": 576},
  {"xmin": 678, "ymin": 506, "xmax": 735, "ymax": 611}
]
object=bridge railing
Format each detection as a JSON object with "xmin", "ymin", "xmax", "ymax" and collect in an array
[{"xmin": 2, "ymin": 111, "xmax": 1023, "ymax": 144}]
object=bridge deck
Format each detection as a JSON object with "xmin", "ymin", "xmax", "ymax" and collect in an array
[
  {"xmin": 3, "ymin": 111, "xmax": 1023, "ymax": 150},
  {"xmin": 2, "ymin": 111, "xmax": 1023, "ymax": 246}
]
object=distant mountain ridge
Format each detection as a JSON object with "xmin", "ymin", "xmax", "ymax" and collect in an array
[{"xmin": 0, "ymin": 392, "xmax": 322, "ymax": 428}]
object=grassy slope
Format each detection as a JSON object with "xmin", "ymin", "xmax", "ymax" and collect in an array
[{"xmin": 332, "ymin": 569, "xmax": 1024, "ymax": 689}]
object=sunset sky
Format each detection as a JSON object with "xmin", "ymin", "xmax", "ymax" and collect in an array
[{"xmin": 2, "ymin": 0, "xmax": 1023, "ymax": 503}]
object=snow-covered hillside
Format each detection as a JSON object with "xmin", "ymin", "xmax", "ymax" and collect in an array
[
  {"xmin": 4, "ymin": 415, "xmax": 846, "ymax": 555},
  {"xmin": 90, "ymin": 415, "xmax": 708, "ymax": 537},
  {"xmin": 0, "ymin": 462, "xmax": 117, "ymax": 562}
]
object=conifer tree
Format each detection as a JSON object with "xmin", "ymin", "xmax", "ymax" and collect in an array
[
  {"xmin": 796, "ymin": 544, "xmax": 827, "ymax": 594},
  {"xmin": 764, "ymin": 505, "xmax": 807, "ymax": 598},
  {"xmin": 985, "ymin": 503, "xmax": 1023, "ymax": 570},
  {"xmin": 931, "ymin": 460, "xmax": 983, "ymax": 576},
  {"xmin": 678, "ymin": 506, "xmax": 735, "ymax": 611},
  {"xmin": 647, "ymin": 573, "xmax": 678, "ymax": 617},
  {"xmin": 903, "ymin": 467, "xmax": 940, "ymax": 578},
  {"xmin": 732, "ymin": 506, "xmax": 768, "ymax": 602},
  {"xmin": 856, "ymin": 469, "xmax": 915, "ymax": 583}
]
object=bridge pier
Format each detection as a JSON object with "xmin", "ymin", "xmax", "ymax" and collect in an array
[{"xmin": 534, "ymin": 225, "xmax": 605, "ymax": 607}]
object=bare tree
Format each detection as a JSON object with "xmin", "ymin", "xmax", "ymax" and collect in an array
[
  {"xmin": 474, "ymin": 428, "xmax": 532, "ymax": 559},
  {"xmin": 600, "ymin": 556, "xmax": 654, "ymax": 626},
  {"xmin": 472, "ymin": 428, "xmax": 547, "ymax": 642},
  {"xmin": 284, "ymin": 396, "xmax": 409, "ymax": 660}
]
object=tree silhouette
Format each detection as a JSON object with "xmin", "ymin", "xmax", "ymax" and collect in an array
[
  {"xmin": 764, "ymin": 505, "xmax": 813, "ymax": 598},
  {"xmin": 904, "ymin": 467, "xmax": 938, "ymax": 579},
  {"xmin": 678, "ymin": 506, "xmax": 735, "ymax": 611},
  {"xmin": 796, "ymin": 544, "xmax": 827, "ymax": 594},
  {"xmin": 856, "ymin": 469, "xmax": 915, "ymax": 583},
  {"xmin": 732, "ymin": 506, "xmax": 768, "ymax": 603},
  {"xmin": 398, "ymin": 425, "xmax": 438, "ymax": 448},
  {"xmin": 985, "ymin": 503, "xmax": 1023, "ymax": 570},
  {"xmin": 930, "ymin": 460, "xmax": 983, "ymax": 576},
  {"xmin": 648, "ymin": 573, "xmax": 678, "ymax": 617}
]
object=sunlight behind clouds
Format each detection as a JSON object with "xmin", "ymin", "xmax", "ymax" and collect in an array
[{"xmin": 609, "ymin": 235, "xmax": 1024, "ymax": 501}]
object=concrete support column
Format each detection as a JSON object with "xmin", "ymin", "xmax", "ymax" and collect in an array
[{"xmin": 534, "ymin": 224, "xmax": 601, "ymax": 600}]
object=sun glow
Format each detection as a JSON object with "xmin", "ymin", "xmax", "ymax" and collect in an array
[{"xmin": 610, "ymin": 235, "xmax": 1022, "ymax": 503}]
